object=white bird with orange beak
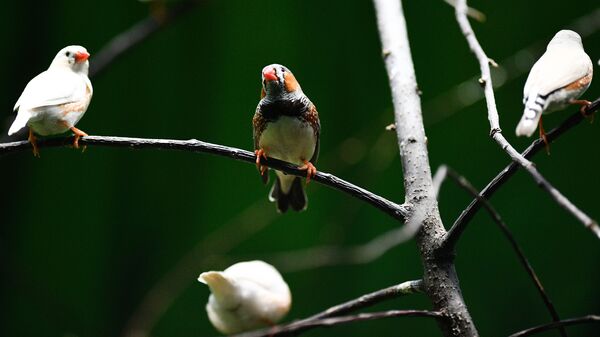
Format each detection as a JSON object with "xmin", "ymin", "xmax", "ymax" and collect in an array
[{"xmin": 8, "ymin": 45, "xmax": 93, "ymax": 156}]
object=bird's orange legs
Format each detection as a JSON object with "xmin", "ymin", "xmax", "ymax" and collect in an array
[
  {"xmin": 28, "ymin": 128, "xmax": 40, "ymax": 157},
  {"xmin": 571, "ymin": 99, "xmax": 593, "ymax": 123},
  {"xmin": 70, "ymin": 126, "xmax": 88, "ymax": 149},
  {"xmin": 299, "ymin": 160, "xmax": 317, "ymax": 184},
  {"xmin": 255, "ymin": 148, "xmax": 269, "ymax": 176},
  {"xmin": 538, "ymin": 117, "xmax": 550, "ymax": 155}
]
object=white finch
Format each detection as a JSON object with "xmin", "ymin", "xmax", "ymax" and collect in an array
[
  {"xmin": 516, "ymin": 30, "xmax": 593, "ymax": 140},
  {"xmin": 198, "ymin": 260, "xmax": 291, "ymax": 334},
  {"xmin": 8, "ymin": 45, "xmax": 93, "ymax": 156}
]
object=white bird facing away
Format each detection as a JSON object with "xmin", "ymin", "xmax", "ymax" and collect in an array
[
  {"xmin": 9, "ymin": 45, "xmax": 93, "ymax": 156},
  {"xmin": 198, "ymin": 260, "xmax": 291, "ymax": 334},
  {"xmin": 516, "ymin": 30, "xmax": 593, "ymax": 139}
]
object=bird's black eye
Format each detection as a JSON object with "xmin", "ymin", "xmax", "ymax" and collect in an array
[
  {"xmin": 66, "ymin": 51, "xmax": 71, "ymax": 57},
  {"xmin": 280, "ymin": 67, "xmax": 285, "ymax": 73}
]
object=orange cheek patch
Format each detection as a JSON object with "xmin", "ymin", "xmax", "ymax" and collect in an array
[
  {"xmin": 284, "ymin": 72, "xmax": 299, "ymax": 93},
  {"xmin": 261, "ymin": 88, "xmax": 266, "ymax": 98}
]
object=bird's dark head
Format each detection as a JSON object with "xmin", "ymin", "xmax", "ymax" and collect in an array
[{"xmin": 261, "ymin": 64, "xmax": 303, "ymax": 99}]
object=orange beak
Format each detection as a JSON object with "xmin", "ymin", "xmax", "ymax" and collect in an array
[
  {"xmin": 74, "ymin": 51, "xmax": 90, "ymax": 63},
  {"xmin": 262, "ymin": 66, "xmax": 277, "ymax": 82}
]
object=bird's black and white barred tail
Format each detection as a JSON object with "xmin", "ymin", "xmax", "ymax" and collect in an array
[
  {"xmin": 269, "ymin": 176, "xmax": 307, "ymax": 213},
  {"xmin": 516, "ymin": 93, "xmax": 546, "ymax": 137}
]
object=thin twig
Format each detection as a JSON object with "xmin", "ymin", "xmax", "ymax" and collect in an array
[
  {"xmin": 451, "ymin": 0, "xmax": 598, "ymax": 244},
  {"xmin": 304, "ymin": 280, "xmax": 423, "ymax": 321},
  {"xmin": 227, "ymin": 280, "xmax": 424, "ymax": 337},
  {"xmin": 121, "ymin": 200, "xmax": 275, "ymax": 337},
  {"xmin": 442, "ymin": 99, "xmax": 600, "ymax": 252},
  {"xmin": 508, "ymin": 315, "xmax": 600, "ymax": 337},
  {"xmin": 270, "ymin": 210, "xmax": 425, "ymax": 273},
  {"xmin": 90, "ymin": 0, "xmax": 204, "ymax": 78},
  {"xmin": 232, "ymin": 310, "xmax": 439, "ymax": 337},
  {"xmin": 435, "ymin": 165, "xmax": 568, "ymax": 337},
  {"xmin": 0, "ymin": 135, "xmax": 411, "ymax": 222}
]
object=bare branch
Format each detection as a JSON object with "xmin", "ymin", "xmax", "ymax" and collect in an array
[
  {"xmin": 0, "ymin": 135, "xmax": 410, "ymax": 222},
  {"xmin": 270, "ymin": 208, "xmax": 425, "ymax": 273},
  {"xmin": 436, "ymin": 165, "xmax": 568, "ymax": 337},
  {"xmin": 509, "ymin": 315, "xmax": 600, "ymax": 337},
  {"xmin": 232, "ymin": 310, "xmax": 440, "ymax": 337},
  {"xmin": 90, "ymin": 0, "xmax": 205, "ymax": 78},
  {"xmin": 372, "ymin": 0, "xmax": 478, "ymax": 335},
  {"xmin": 122, "ymin": 200, "xmax": 275, "ymax": 337},
  {"xmin": 305, "ymin": 280, "xmax": 423, "ymax": 321},
  {"xmin": 452, "ymin": 0, "xmax": 598, "ymax": 242},
  {"xmin": 443, "ymin": 98, "xmax": 600, "ymax": 252}
]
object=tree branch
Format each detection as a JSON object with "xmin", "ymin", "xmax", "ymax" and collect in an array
[
  {"xmin": 372, "ymin": 0, "xmax": 478, "ymax": 335},
  {"xmin": 232, "ymin": 310, "xmax": 443, "ymax": 337},
  {"xmin": 434, "ymin": 165, "xmax": 568, "ymax": 337},
  {"xmin": 0, "ymin": 135, "xmax": 410, "ymax": 222},
  {"xmin": 442, "ymin": 98, "xmax": 600, "ymax": 252},
  {"xmin": 90, "ymin": 0, "xmax": 205, "ymax": 78},
  {"xmin": 450, "ymin": 0, "xmax": 598, "ymax": 245},
  {"xmin": 226, "ymin": 280, "xmax": 424, "ymax": 337},
  {"xmin": 508, "ymin": 315, "xmax": 600, "ymax": 337}
]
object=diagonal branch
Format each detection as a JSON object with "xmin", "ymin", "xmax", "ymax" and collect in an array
[
  {"xmin": 90, "ymin": 0, "xmax": 205, "ymax": 78},
  {"xmin": 508, "ymin": 315, "xmax": 600, "ymax": 337},
  {"xmin": 229, "ymin": 280, "xmax": 425, "ymax": 337},
  {"xmin": 226, "ymin": 280, "xmax": 426, "ymax": 337},
  {"xmin": 449, "ymin": 0, "xmax": 598, "ymax": 247},
  {"xmin": 231, "ymin": 310, "xmax": 443, "ymax": 337},
  {"xmin": 0, "ymin": 135, "xmax": 410, "ymax": 222},
  {"xmin": 434, "ymin": 165, "xmax": 568, "ymax": 337},
  {"xmin": 442, "ymin": 98, "xmax": 600, "ymax": 253}
]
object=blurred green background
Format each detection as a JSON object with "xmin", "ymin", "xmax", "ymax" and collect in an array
[{"xmin": 1, "ymin": 1, "xmax": 599, "ymax": 336}]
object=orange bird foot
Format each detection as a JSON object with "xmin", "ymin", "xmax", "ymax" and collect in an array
[
  {"xmin": 70, "ymin": 127, "xmax": 88, "ymax": 151},
  {"xmin": 538, "ymin": 117, "xmax": 550, "ymax": 155},
  {"xmin": 28, "ymin": 128, "xmax": 40, "ymax": 157},
  {"xmin": 298, "ymin": 160, "xmax": 317, "ymax": 184},
  {"xmin": 255, "ymin": 148, "xmax": 269, "ymax": 175},
  {"xmin": 571, "ymin": 99, "xmax": 594, "ymax": 123}
]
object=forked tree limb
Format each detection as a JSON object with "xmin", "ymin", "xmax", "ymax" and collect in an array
[
  {"xmin": 442, "ymin": 98, "xmax": 600, "ymax": 253},
  {"xmin": 372, "ymin": 0, "xmax": 478, "ymax": 335},
  {"xmin": 434, "ymin": 165, "xmax": 568, "ymax": 337}
]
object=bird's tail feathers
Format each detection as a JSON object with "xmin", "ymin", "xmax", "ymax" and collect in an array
[
  {"xmin": 269, "ymin": 175, "xmax": 307, "ymax": 213},
  {"xmin": 8, "ymin": 110, "xmax": 31, "ymax": 136},
  {"xmin": 516, "ymin": 96, "xmax": 544, "ymax": 137},
  {"xmin": 198, "ymin": 271, "xmax": 239, "ymax": 307}
]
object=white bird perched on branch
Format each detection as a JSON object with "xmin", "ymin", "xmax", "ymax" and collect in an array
[
  {"xmin": 8, "ymin": 45, "xmax": 93, "ymax": 157},
  {"xmin": 515, "ymin": 30, "xmax": 593, "ymax": 146},
  {"xmin": 198, "ymin": 260, "xmax": 292, "ymax": 334}
]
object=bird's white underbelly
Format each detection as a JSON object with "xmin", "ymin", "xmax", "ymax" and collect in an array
[
  {"xmin": 543, "ymin": 83, "xmax": 590, "ymax": 114},
  {"xmin": 259, "ymin": 116, "xmax": 316, "ymax": 165},
  {"xmin": 28, "ymin": 106, "xmax": 87, "ymax": 136}
]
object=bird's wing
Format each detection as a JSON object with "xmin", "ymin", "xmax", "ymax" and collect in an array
[
  {"xmin": 14, "ymin": 70, "xmax": 86, "ymax": 111},
  {"xmin": 307, "ymin": 103, "xmax": 320, "ymax": 164},
  {"xmin": 524, "ymin": 48, "xmax": 592, "ymax": 98}
]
